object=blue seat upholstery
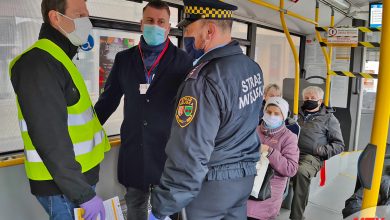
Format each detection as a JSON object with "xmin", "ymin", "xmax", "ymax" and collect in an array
[{"xmin": 286, "ymin": 121, "xmax": 300, "ymax": 137}]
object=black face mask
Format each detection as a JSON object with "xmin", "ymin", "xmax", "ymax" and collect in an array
[
  {"xmin": 184, "ymin": 37, "xmax": 204, "ymax": 61},
  {"xmin": 301, "ymin": 100, "xmax": 319, "ymax": 111}
]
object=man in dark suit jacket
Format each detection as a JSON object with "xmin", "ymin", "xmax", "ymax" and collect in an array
[{"xmin": 94, "ymin": 1, "xmax": 192, "ymax": 219}]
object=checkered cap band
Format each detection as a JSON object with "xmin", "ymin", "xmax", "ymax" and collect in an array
[{"xmin": 184, "ymin": 6, "xmax": 233, "ymax": 19}]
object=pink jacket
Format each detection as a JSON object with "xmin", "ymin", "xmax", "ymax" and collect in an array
[{"xmin": 247, "ymin": 123, "xmax": 299, "ymax": 220}]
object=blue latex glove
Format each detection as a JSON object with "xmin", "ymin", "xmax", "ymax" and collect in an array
[
  {"xmin": 149, "ymin": 212, "xmax": 160, "ymax": 220},
  {"xmin": 80, "ymin": 196, "xmax": 105, "ymax": 220}
]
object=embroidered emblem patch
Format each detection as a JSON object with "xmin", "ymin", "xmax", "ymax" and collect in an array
[{"xmin": 176, "ymin": 96, "xmax": 197, "ymax": 128}]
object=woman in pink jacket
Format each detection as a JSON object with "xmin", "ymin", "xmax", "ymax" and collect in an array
[{"xmin": 247, "ymin": 97, "xmax": 300, "ymax": 220}]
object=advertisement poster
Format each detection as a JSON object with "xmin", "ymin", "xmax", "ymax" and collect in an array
[{"xmin": 99, "ymin": 36, "xmax": 134, "ymax": 94}]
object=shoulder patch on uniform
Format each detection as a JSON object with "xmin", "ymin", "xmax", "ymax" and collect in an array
[
  {"xmin": 185, "ymin": 61, "xmax": 210, "ymax": 81},
  {"xmin": 176, "ymin": 96, "xmax": 198, "ymax": 128}
]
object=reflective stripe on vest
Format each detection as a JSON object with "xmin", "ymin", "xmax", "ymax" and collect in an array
[
  {"xmin": 18, "ymin": 106, "xmax": 94, "ymax": 132},
  {"xmin": 25, "ymin": 130, "xmax": 104, "ymax": 163},
  {"xmin": 9, "ymin": 39, "xmax": 111, "ymax": 181}
]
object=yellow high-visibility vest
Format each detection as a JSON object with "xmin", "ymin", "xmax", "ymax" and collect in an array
[{"xmin": 9, "ymin": 39, "xmax": 111, "ymax": 181}]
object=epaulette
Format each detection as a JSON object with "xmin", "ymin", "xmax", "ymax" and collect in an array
[{"xmin": 185, "ymin": 61, "xmax": 209, "ymax": 80}]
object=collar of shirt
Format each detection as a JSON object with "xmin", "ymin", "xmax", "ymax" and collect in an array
[{"xmin": 193, "ymin": 43, "xmax": 228, "ymax": 66}]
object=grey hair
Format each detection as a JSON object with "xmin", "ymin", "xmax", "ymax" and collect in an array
[
  {"xmin": 302, "ymin": 86, "xmax": 324, "ymax": 99},
  {"xmin": 200, "ymin": 19, "xmax": 233, "ymax": 33},
  {"xmin": 264, "ymin": 83, "xmax": 281, "ymax": 96}
]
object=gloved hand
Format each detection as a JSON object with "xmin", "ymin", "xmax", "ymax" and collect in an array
[
  {"xmin": 148, "ymin": 212, "xmax": 159, "ymax": 220},
  {"xmin": 80, "ymin": 196, "xmax": 105, "ymax": 220}
]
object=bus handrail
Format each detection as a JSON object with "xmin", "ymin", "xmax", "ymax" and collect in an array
[
  {"xmin": 279, "ymin": 0, "xmax": 300, "ymax": 119},
  {"xmin": 249, "ymin": 0, "xmax": 318, "ymax": 25},
  {"xmin": 361, "ymin": 1, "xmax": 390, "ymax": 216},
  {"xmin": 0, "ymin": 136, "xmax": 121, "ymax": 168}
]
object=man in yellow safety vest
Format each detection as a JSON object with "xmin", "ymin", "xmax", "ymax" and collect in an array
[{"xmin": 9, "ymin": 0, "xmax": 110, "ymax": 219}]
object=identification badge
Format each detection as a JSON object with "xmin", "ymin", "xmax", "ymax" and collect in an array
[{"xmin": 139, "ymin": 84, "xmax": 150, "ymax": 94}]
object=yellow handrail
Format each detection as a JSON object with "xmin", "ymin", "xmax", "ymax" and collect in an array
[
  {"xmin": 286, "ymin": 10, "xmax": 318, "ymax": 25},
  {"xmin": 279, "ymin": 0, "xmax": 300, "ymax": 118},
  {"xmin": 249, "ymin": 0, "xmax": 318, "ymax": 25},
  {"xmin": 314, "ymin": 0, "xmax": 332, "ymax": 106},
  {"xmin": 0, "ymin": 136, "xmax": 122, "ymax": 168},
  {"xmin": 361, "ymin": 0, "xmax": 390, "ymax": 216},
  {"xmin": 325, "ymin": 8, "xmax": 335, "ymax": 107}
]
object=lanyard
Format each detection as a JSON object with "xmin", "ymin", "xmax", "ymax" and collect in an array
[{"xmin": 138, "ymin": 39, "xmax": 170, "ymax": 84}]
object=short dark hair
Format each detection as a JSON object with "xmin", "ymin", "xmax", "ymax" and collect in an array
[
  {"xmin": 41, "ymin": 0, "xmax": 87, "ymax": 24},
  {"xmin": 41, "ymin": 0, "xmax": 67, "ymax": 23},
  {"xmin": 143, "ymin": 0, "xmax": 170, "ymax": 16}
]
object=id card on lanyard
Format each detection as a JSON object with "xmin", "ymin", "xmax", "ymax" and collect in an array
[{"xmin": 138, "ymin": 39, "xmax": 170, "ymax": 94}]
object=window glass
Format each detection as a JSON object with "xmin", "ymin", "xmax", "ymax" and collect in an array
[
  {"xmin": 87, "ymin": 0, "xmax": 145, "ymax": 22},
  {"xmin": 255, "ymin": 27, "xmax": 300, "ymax": 88},
  {"xmin": 0, "ymin": 0, "xmax": 180, "ymax": 153},
  {"xmin": 232, "ymin": 21, "xmax": 248, "ymax": 39},
  {"xmin": 362, "ymin": 48, "xmax": 380, "ymax": 110},
  {"xmin": 88, "ymin": 0, "xmax": 179, "ymax": 26},
  {"xmin": 169, "ymin": 7, "xmax": 179, "ymax": 28},
  {"xmin": 0, "ymin": 0, "xmax": 42, "ymax": 153}
]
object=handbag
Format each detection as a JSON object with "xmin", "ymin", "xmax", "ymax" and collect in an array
[{"xmin": 249, "ymin": 153, "xmax": 275, "ymax": 201}]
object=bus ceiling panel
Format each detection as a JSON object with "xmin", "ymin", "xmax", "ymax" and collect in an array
[
  {"xmin": 227, "ymin": 0, "xmax": 351, "ymax": 35},
  {"xmin": 350, "ymin": 0, "xmax": 372, "ymax": 8},
  {"xmin": 0, "ymin": 0, "xmax": 41, "ymax": 17}
]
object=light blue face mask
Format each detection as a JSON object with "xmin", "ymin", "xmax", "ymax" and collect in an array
[
  {"xmin": 263, "ymin": 113, "xmax": 283, "ymax": 129},
  {"xmin": 143, "ymin": 24, "xmax": 166, "ymax": 46}
]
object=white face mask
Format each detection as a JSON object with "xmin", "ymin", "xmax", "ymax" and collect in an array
[
  {"xmin": 57, "ymin": 12, "xmax": 92, "ymax": 46},
  {"xmin": 263, "ymin": 113, "xmax": 283, "ymax": 129}
]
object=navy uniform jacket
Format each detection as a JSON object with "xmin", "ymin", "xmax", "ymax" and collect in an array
[
  {"xmin": 151, "ymin": 41, "xmax": 264, "ymax": 217},
  {"xmin": 94, "ymin": 40, "xmax": 192, "ymax": 191}
]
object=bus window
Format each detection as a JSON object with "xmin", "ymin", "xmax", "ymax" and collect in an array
[
  {"xmin": 255, "ymin": 27, "xmax": 301, "ymax": 87},
  {"xmin": 232, "ymin": 21, "xmax": 248, "ymax": 40},
  {"xmin": 0, "ymin": 0, "xmax": 42, "ymax": 153},
  {"xmin": 87, "ymin": 1, "xmax": 179, "ymax": 27}
]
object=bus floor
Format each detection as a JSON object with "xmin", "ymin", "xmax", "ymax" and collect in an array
[{"xmin": 276, "ymin": 151, "xmax": 361, "ymax": 220}]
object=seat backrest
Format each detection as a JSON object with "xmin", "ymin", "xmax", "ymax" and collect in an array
[
  {"xmin": 286, "ymin": 119, "xmax": 301, "ymax": 138},
  {"xmin": 282, "ymin": 78, "xmax": 326, "ymax": 116}
]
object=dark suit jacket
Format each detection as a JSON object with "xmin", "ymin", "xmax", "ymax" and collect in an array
[{"xmin": 94, "ymin": 40, "xmax": 192, "ymax": 191}]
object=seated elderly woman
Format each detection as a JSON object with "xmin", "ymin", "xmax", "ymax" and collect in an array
[
  {"xmin": 290, "ymin": 86, "xmax": 345, "ymax": 220},
  {"xmin": 247, "ymin": 97, "xmax": 300, "ymax": 220},
  {"xmin": 260, "ymin": 84, "xmax": 282, "ymax": 120}
]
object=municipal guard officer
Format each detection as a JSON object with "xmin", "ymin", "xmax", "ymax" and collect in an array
[{"xmin": 150, "ymin": 0, "xmax": 264, "ymax": 219}]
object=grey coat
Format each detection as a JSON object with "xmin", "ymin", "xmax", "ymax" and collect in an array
[{"xmin": 297, "ymin": 105, "xmax": 345, "ymax": 160}]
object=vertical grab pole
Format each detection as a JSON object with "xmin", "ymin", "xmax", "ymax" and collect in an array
[
  {"xmin": 315, "ymin": 0, "xmax": 332, "ymax": 187},
  {"xmin": 314, "ymin": 0, "xmax": 332, "ymax": 89},
  {"xmin": 325, "ymin": 8, "xmax": 335, "ymax": 107},
  {"xmin": 279, "ymin": 0, "xmax": 300, "ymax": 120},
  {"xmin": 361, "ymin": 0, "xmax": 390, "ymax": 216}
]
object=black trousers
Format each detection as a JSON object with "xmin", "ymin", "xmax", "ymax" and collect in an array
[{"xmin": 125, "ymin": 186, "xmax": 179, "ymax": 220}]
